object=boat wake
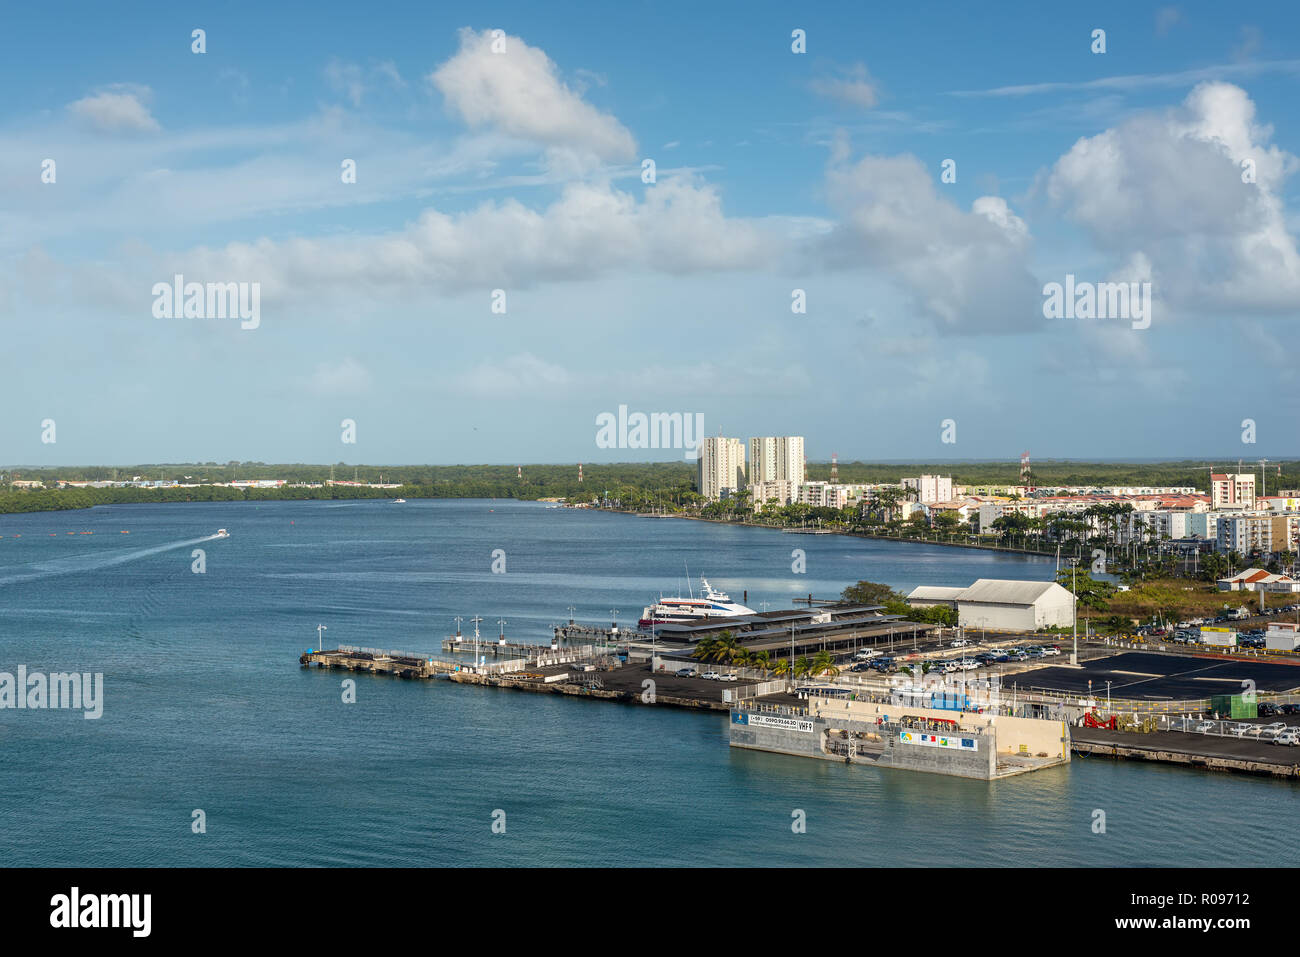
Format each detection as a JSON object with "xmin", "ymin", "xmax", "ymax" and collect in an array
[{"xmin": 0, "ymin": 533, "xmax": 224, "ymax": 587}]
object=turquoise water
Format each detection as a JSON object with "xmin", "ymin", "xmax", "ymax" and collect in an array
[{"xmin": 2, "ymin": 499, "xmax": 1297, "ymax": 866}]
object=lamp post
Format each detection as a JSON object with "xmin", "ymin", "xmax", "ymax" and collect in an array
[
  {"xmin": 470, "ymin": 615, "xmax": 483, "ymax": 668},
  {"xmin": 790, "ymin": 624, "xmax": 796, "ymax": 690},
  {"xmin": 1070, "ymin": 557, "xmax": 1080, "ymax": 666},
  {"xmin": 316, "ymin": 623, "xmax": 326, "ymax": 652}
]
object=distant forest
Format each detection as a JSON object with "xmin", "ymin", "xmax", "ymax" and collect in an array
[{"xmin": 0, "ymin": 459, "xmax": 1295, "ymax": 516}]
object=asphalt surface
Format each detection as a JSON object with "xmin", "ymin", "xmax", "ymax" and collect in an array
[
  {"xmin": 1075, "ymin": 720, "xmax": 1300, "ymax": 765},
  {"xmin": 1020, "ymin": 651, "xmax": 1300, "ymax": 700},
  {"xmin": 589, "ymin": 662, "xmax": 760, "ymax": 700}
]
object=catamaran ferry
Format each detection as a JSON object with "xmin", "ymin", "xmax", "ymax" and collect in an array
[{"xmin": 638, "ymin": 578, "xmax": 755, "ymax": 629}]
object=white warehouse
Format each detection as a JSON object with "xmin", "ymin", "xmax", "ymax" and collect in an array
[{"xmin": 907, "ymin": 579, "xmax": 1075, "ymax": 631}]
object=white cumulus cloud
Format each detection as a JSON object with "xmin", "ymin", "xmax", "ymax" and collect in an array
[
  {"xmin": 1046, "ymin": 82, "xmax": 1300, "ymax": 315},
  {"xmin": 430, "ymin": 27, "xmax": 636, "ymax": 162},
  {"xmin": 67, "ymin": 87, "xmax": 159, "ymax": 133}
]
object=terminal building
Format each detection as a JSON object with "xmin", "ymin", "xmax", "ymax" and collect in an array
[{"xmin": 906, "ymin": 578, "xmax": 1075, "ymax": 631}]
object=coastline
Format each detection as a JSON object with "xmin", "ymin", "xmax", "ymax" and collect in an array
[{"xmin": 589, "ymin": 505, "xmax": 1060, "ymax": 559}]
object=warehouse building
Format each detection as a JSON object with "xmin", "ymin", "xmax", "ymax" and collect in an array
[{"xmin": 907, "ymin": 578, "xmax": 1075, "ymax": 631}]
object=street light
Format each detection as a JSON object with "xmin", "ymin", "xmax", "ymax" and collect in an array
[
  {"xmin": 470, "ymin": 615, "xmax": 483, "ymax": 668},
  {"xmin": 1069, "ymin": 557, "xmax": 1080, "ymax": 666},
  {"xmin": 316, "ymin": 623, "xmax": 327, "ymax": 652}
]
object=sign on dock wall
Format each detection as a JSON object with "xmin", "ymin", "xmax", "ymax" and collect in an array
[
  {"xmin": 732, "ymin": 713, "xmax": 814, "ymax": 733},
  {"xmin": 900, "ymin": 731, "xmax": 978, "ymax": 751}
]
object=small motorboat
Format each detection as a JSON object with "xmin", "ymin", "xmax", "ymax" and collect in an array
[
  {"xmin": 392, "ymin": 498, "xmax": 406, "ymax": 504},
  {"xmin": 215, "ymin": 528, "xmax": 230, "ymax": 537}
]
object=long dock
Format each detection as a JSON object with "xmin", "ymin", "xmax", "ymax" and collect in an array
[
  {"xmin": 300, "ymin": 646, "xmax": 464, "ymax": 678},
  {"xmin": 302, "ymin": 641, "xmax": 609, "ymax": 678},
  {"xmin": 1072, "ymin": 726, "xmax": 1300, "ymax": 779},
  {"xmin": 440, "ymin": 637, "xmax": 550, "ymax": 657},
  {"xmin": 299, "ymin": 643, "xmax": 778, "ymax": 712}
]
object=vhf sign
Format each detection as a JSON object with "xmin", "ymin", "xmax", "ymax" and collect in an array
[{"xmin": 732, "ymin": 713, "xmax": 814, "ymax": 733}]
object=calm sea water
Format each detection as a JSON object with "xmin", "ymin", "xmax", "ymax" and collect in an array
[{"xmin": 2, "ymin": 499, "xmax": 1297, "ymax": 867}]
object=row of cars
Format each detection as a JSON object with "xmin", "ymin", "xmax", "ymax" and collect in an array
[
  {"xmin": 674, "ymin": 667, "xmax": 737, "ymax": 681},
  {"xmin": 926, "ymin": 644, "xmax": 1063, "ymax": 674},
  {"xmin": 1179, "ymin": 717, "xmax": 1300, "ymax": 745},
  {"xmin": 1238, "ymin": 629, "xmax": 1268, "ymax": 649}
]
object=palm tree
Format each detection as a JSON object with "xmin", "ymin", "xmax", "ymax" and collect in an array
[
  {"xmin": 793, "ymin": 656, "xmax": 813, "ymax": 678},
  {"xmin": 772, "ymin": 657, "xmax": 792, "ymax": 677},
  {"xmin": 750, "ymin": 650, "xmax": 772, "ymax": 674},
  {"xmin": 811, "ymin": 649, "xmax": 839, "ymax": 677},
  {"xmin": 691, "ymin": 638, "xmax": 718, "ymax": 661},
  {"xmin": 711, "ymin": 631, "xmax": 740, "ymax": 663}
]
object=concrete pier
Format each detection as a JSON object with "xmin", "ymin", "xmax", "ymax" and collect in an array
[
  {"xmin": 730, "ymin": 695, "xmax": 1070, "ymax": 779},
  {"xmin": 300, "ymin": 647, "xmax": 462, "ymax": 678},
  {"xmin": 440, "ymin": 636, "xmax": 550, "ymax": 657}
]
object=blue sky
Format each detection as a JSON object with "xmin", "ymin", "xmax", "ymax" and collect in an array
[{"xmin": 2, "ymin": 1, "xmax": 1298, "ymax": 466}]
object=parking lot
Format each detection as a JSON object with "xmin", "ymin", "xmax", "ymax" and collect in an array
[{"xmin": 1021, "ymin": 651, "xmax": 1300, "ymax": 701}]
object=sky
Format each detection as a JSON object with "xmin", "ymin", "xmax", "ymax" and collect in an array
[{"xmin": 2, "ymin": 0, "xmax": 1298, "ymax": 466}]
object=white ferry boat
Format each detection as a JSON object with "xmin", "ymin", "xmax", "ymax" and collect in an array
[{"xmin": 638, "ymin": 578, "xmax": 755, "ymax": 629}]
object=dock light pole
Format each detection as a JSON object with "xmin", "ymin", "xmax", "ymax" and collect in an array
[
  {"xmin": 497, "ymin": 618, "xmax": 507, "ymax": 645},
  {"xmin": 470, "ymin": 615, "xmax": 483, "ymax": 668},
  {"xmin": 790, "ymin": 624, "xmax": 796, "ymax": 690},
  {"xmin": 316, "ymin": 623, "xmax": 326, "ymax": 652},
  {"xmin": 453, "ymin": 616, "xmax": 464, "ymax": 642},
  {"xmin": 1070, "ymin": 557, "xmax": 1080, "ymax": 666}
]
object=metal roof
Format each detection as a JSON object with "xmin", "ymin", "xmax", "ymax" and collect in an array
[
  {"xmin": 907, "ymin": 586, "xmax": 966, "ymax": 601},
  {"xmin": 956, "ymin": 579, "xmax": 1068, "ymax": 605}
]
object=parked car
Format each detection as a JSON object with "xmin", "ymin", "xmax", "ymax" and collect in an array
[
  {"xmin": 1258, "ymin": 703, "xmax": 1279, "ymax": 717},
  {"xmin": 1274, "ymin": 729, "xmax": 1300, "ymax": 746},
  {"xmin": 1043, "ymin": 646, "xmax": 1061, "ymax": 657},
  {"xmin": 959, "ymin": 660, "xmax": 980, "ymax": 671},
  {"xmin": 1280, "ymin": 704, "xmax": 1300, "ymax": 715},
  {"xmin": 1228, "ymin": 723, "xmax": 1253, "ymax": 737},
  {"xmin": 718, "ymin": 673, "xmax": 738, "ymax": 682},
  {"xmin": 675, "ymin": 668, "xmax": 697, "ymax": 678},
  {"xmin": 1010, "ymin": 652, "xmax": 1029, "ymax": 661},
  {"xmin": 1195, "ymin": 721, "xmax": 1215, "ymax": 733},
  {"xmin": 951, "ymin": 639, "xmax": 970, "ymax": 648},
  {"xmin": 700, "ymin": 671, "xmax": 722, "ymax": 681}
]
